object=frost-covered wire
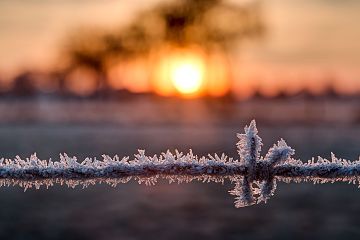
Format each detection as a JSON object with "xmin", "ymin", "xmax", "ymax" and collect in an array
[{"xmin": 0, "ymin": 120, "xmax": 359, "ymax": 208}]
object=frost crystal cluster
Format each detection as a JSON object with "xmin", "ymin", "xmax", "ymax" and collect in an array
[{"xmin": 0, "ymin": 120, "xmax": 359, "ymax": 208}]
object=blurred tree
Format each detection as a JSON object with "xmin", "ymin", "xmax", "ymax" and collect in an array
[
  {"xmin": 62, "ymin": 0, "xmax": 265, "ymax": 96},
  {"xmin": 12, "ymin": 71, "xmax": 37, "ymax": 97}
]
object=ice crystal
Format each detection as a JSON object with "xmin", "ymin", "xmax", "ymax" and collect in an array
[{"xmin": 0, "ymin": 120, "xmax": 359, "ymax": 208}]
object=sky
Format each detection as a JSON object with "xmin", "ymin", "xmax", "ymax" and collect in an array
[
  {"xmin": 237, "ymin": 0, "xmax": 360, "ymax": 95},
  {"xmin": 0, "ymin": 0, "xmax": 359, "ymax": 96}
]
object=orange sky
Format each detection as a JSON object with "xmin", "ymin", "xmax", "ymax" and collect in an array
[{"xmin": 0, "ymin": 0, "xmax": 359, "ymax": 97}]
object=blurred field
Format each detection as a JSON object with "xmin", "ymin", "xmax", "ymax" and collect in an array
[
  {"xmin": 0, "ymin": 97, "xmax": 359, "ymax": 125},
  {"xmin": 0, "ymin": 99, "xmax": 359, "ymax": 239}
]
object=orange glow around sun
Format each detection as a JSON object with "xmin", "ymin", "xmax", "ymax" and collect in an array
[
  {"xmin": 151, "ymin": 46, "xmax": 230, "ymax": 98},
  {"xmin": 170, "ymin": 55, "xmax": 205, "ymax": 95}
]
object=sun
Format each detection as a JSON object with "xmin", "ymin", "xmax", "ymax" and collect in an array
[
  {"xmin": 171, "ymin": 61, "xmax": 204, "ymax": 94},
  {"xmin": 151, "ymin": 46, "xmax": 208, "ymax": 97}
]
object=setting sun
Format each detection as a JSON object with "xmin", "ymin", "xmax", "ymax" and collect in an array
[
  {"xmin": 151, "ymin": 45, "xmax": 230, "ymax": 98},
  {"xmin": 171, "ymin": 61, "xmax": 204, "ymax": 94},
  {"xmin": 152, "ymin": 46, "xmax": 207, "ymax": 97}
]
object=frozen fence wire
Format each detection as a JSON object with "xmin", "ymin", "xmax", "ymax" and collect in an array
[{"xmin": 0, "ymin": 120, "xmax": 359, "ymax": 208}]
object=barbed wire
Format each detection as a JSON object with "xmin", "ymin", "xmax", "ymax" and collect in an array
[{"xmin": 0, "ymin": 120, "xmax": 359, "ymax": 208}]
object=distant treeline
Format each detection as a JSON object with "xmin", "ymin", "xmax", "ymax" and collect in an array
[{"xmin": 0, "ymin": 70, "xmax": 358, "ymax": 101}]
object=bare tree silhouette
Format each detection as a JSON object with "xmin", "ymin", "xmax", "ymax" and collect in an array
[{"xmin": 61, "ymin": 0, "xmax": 265, "ymax": 96}]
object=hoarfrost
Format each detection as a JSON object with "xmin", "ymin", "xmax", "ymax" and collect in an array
[{"xmin": 0, "ymin": 120, "xmax": 359, "ymax": 208}]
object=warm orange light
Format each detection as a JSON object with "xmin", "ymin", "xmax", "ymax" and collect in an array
[
  {"xmin": 108, "ymin": 58, "xmax": 150, "ymax": 93},
  {"xmin": 170, "ymin": 60, "xmax": 204, "ymax": 95},
  {"xmin": 151, "ymin": 46, "xmax": 207, "ymax": 97},
  {"xmin": 206, "ymin": 52, "xmax": 231, "ymax": 97},
  {"xmin": 65, "ymin": 67, "xmax": 98, "ymax": 96},
  {"xmin": 150, "ymin": 45, "xmax": 232, "ymax": 98}
]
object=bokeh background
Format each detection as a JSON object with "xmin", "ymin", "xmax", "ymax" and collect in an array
[{"xmin": 0, "ymin": 0, "xmax": 360, "ymax": 239}]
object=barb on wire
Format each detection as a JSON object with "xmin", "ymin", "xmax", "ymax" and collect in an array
[{"xmin": 0, "ymin": 120, "xmax": 359, "ymax": 208}]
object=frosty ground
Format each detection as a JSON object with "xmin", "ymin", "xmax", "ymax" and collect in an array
[{"xmin": 0, "ymin": 99, "xmax": 359, "ymax": 239}]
